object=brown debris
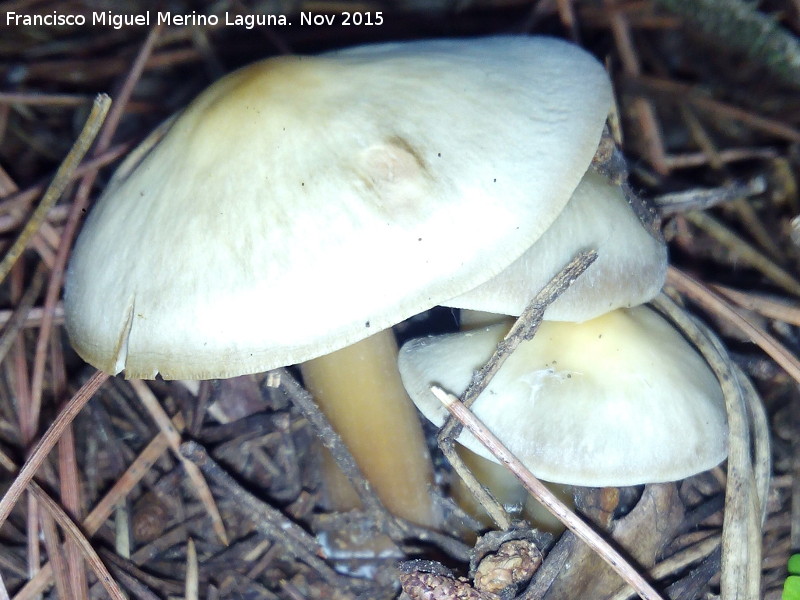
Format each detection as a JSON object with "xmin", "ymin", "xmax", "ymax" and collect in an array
[{"xmin": 473, "ymin": 539, "xmax": 543, "ymax": 595}]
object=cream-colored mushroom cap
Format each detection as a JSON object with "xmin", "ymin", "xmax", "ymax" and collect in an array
[
  {"xmin": 65, "ymin": 36, "xmax": 612, "ymax": 380},
  {"xmin": 398, "ymin": 306, "xmax": 728, "ymax": 486},
  {"xmin": 445, "ymin": 171, "xmax": 668, "ymax": 321}
]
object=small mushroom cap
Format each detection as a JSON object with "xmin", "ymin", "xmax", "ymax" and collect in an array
[
  {"xmin": 398, "ymin": 306, "xmax": 728, "ymax": 486},
  {"xmin": 66, "ymin": 36, "xmax": 612, "ymax": 380},
  {"xmin": 445, "ymin": 171, "xmax": 668, "ymax": 321}
]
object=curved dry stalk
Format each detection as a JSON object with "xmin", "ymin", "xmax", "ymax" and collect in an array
[
  {"xmin": 13, "ymin": 413, "xmax": 178, "ymax": 600},
  {"xmin": 687, "ymin": 319, "xmax": 772, "ymax": 525},
  {"xmin": 128, "ymin": 379, "xmax": 228, "ymax": 545},
  {"xmin": 185, "ymin": 538, "xmax": 199, "ymax": 600},
  {"xmin": 0, "ymin": 370, "xmax": 109, "ymax": 528},
  {"xmin": 0, "ymin": 450, "xmax": 127, "ymax": 600},
  {"xmin": 667, "ymin": 267, "xmax": 800, "ymax": 385},
  {"xmin": 652, "ymin": 293, "xmax": 762, "ymax": 600},
  {"xmin": 735, "ymin": 364, "xmax": 772, "ymax": 525},
  {"xmin": 681, "ymin": 213, "xmax": 800, "ymax": 297},
  {"xmin": 608, "ymin": 534, "xmax": 722, "ymax": 600},
  {"xmin": 0, "ymin": 94, "xmax": 111, "ymax": 285}
]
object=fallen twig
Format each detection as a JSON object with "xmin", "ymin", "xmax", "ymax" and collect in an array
[{"xmin": 0, "ymin": 370, "xmax": 109, "ymax": 529}]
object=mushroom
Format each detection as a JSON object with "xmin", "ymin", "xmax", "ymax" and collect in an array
[
  {"xmin": 65, "ymin": 36, "xmax": 613, "ymax": 526},
  {"xmin": 398, "ymin": 306, "xmax": 728, "ymax": 487},
  {"xmin": 437, "ymin": 138, "xmax": 669, "ymax": 529},
  {"xmin": 447, "ymin": 169, "xmax": 668, "ymax": 322}
]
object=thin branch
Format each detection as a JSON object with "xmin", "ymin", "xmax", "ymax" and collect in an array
[
  {"xmin": 652, "ymin": 293, "xmax": 761, "ymax": 600},
  {"xmin": 666, "ymin": 267, "xmax": 800, "ymax": 384},
  {"xmin": 274, "ymin": 368, "xmax": 404, "ymax": 536},
  {"xmin": 180, "ymin": 440, "xmax": 361, "ymax": 591},
  {"xmin": 0, "ymin": 94, "xmax": 111, "ymax": 285},
  {"xmin": 0, "ymin": 370, "xmax": 109, "ymax": 529},
  {"xmin": 682, "ymin": 212, "xmax": 800, "ymax": 297},
  {"xmin": 128, "ymin": 379, "xmax": 228, "ymax": 545},
  {"xmin": 0, "ymin": 450, "xmax": 126, "ymax": 600}
]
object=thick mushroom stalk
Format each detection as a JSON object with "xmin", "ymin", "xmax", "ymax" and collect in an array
[{"xmin": 299, "ymin": 330, "xmax": 437, "ymax": 527}]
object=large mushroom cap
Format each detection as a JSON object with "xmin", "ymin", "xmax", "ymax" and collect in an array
[
  {"xmin": 398, "ymin": 306, "xmax": 728, "ymax": 486},
  {"xmin": 445, "ymin": 171, "xmax": 668, "ymax": 321},
  {"xmin": 65, "ymin": 36, "xmax": 612, "ymax": 380}
]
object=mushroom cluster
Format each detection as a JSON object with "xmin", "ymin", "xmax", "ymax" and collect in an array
[
  {"xmin": 395, "ymin": 109, "xmax": 728, "ymax": 518},
  {"xmin": 65, "ymin": 36, "xmax": 617, "ymax": 527}
]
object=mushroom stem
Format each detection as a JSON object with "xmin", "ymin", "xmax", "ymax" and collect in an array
[
  {"xmin": 459, "ymin": 309, "xmax": 514, "ymax": 331},
  {"xmin": 454, "ymin": 446, "xmax": 572, "ymax": 535},
  {"xmin": 452, "ymin": 445, "xmax": 526, "ymax": 527},
  {"xmin": 299, "ymin": 328, "xmax": 437, "ymax": 528}
]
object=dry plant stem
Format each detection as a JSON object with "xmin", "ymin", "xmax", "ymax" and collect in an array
[
  {"xmin": 97, "ymin": 548, "xmax": 182, "ymax": 598},
  {"xmin": 31, "ymin": 25, "xmax": 162, "ymax": 419},
  {"xmin": 7, "ymin": 264, "xmax": 39, "ymax": 582},
  {"xmin": 734, "ymin": 364, "xmax": 771, "ymax": 524},
  {"xmin": 185, "ymin": 538, "xmax": 199, "ymax": 600},
  {"xmin": 0, "ymin": 92, "xmax": 91, "ymax": 106},
  {"xmin": 0, "ymin": 304, "xmax": 64, "ymax": 328},
  {"xmin": 604, "ymin": 0, "xmax": 668, "ymax": 174},
  {"xmin": 652, "ymin": 293, "xmax": 761, "ymax": 600},
  {"xmin": 0, "ymin": 144, "xmax": 129, "ymax": 221},
  {"xmin": 666, "ymin": 267, "xmax": 800, "ymax": 384},
  {"xmin": 683, "ymin": 211, "xmax": 800, "ymax": 297},
  {"xmin": 179, "ymin": 440, "xmax": 359, "ymax": 591},
  {"xmin": 0, "ymin": 450, "xmax": 127, "ymax": 600},
  {"xmin": 114, "ymin": 504, "xmax": 130, "ymax": 560},
  {"xmin": 52, "ymin": 336, "xmax": 89, "ymax": 600},
  {"xmin": 432, "ymin": 387, "xmax": 665, "ymax": 600},
  {"xmin": 13, "ymin": 413, "xmax": 179, "ymax": 600},
  {"xmin": 0, "ymin": 94, "xmax": 111, "ymax": 285},
  {"xmin": 40, "ymin": 510, "xmax": 71, "ymax": 600},
  {"xmin": 793, "ymin": 393, "xmax": 800, "ymax": 551},
  {"xmin": 437, "ymin": 250, "xmax": 597, "ymax": 528},
  {"xmin": 628, "ymin": 75, "xmax": 800, "ymax": 143},
  {"xmin": 274, "ymin": 368, "xmax": 401, "ymax": 534},
  {"xmin": 654, "ymin": 177, "xmax": 766, "ymax": 216},
  {"xmin": 555, "ymin": 0, "xmax": 580, "ymax": 41},
  {"xmin": 441, "ymin": 250, "xmax": 598, "ymax": 436},
  {"xmin": 0, "ymin": 264, "xmax": 47, "ymax": 366},
  {"xmin": 608, "ymin": 535, "xmax": 722, "ymax": 600},
  {"xmin": 0, "ymin": 369, "xmax": 109, "ymax": 529},
  {"xmin": 128, "ymin": 379, "xmax": 228, "ymax": 545},
  {"xmin": 96, "ymin": 24, "xmax": 164, "ymax": 153},
  {"xmin": 680, "ymin": 104, "xmax": 725, "ymax": 171},
  {"xmin": 662, "ymin": 147, "xmax": 778, "ymax": 170},
  {"xmin": 730, "ymin": 196, "xmax": 784, "ymax": 264},
  {"xmin": 710, "ymin": 284, "xmax": 800, "ymax": 326}
]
